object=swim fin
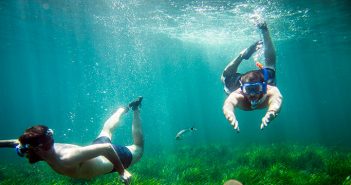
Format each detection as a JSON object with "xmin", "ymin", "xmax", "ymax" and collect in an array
[{"xmin": 129, "ymin": 96, "xmax": 143, "ymax": 111}]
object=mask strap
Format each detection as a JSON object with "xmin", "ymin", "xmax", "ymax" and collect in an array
[
  {"xmin": 262, "ymin": 68, "xmax": 268, "ymax": 82},
  {"xmin": 261, "ymin": 68, "xmax": 268, "ymax": 94},
  {"xmin": 239, "ymin": 79, "xmax": 244, "ymax": 91}
]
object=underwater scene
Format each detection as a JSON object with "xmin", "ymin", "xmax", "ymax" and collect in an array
[{"xmin": 1, "ymin": 0, "xmax": 351, "ymax": 184}]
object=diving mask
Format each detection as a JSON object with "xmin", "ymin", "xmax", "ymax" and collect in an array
[
  {"xmin": 16, "ymin": 144, "xmax": 30, "ymax": 157},
  {"xmin": 241, "ymin": 82, "xmax": 267, "ymax": 95},
  {"xmin": 16, "ymin": 128, "xmax": 54, "ymax": 157}
]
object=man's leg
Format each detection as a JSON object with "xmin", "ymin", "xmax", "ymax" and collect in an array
[
  {"xmin": 221, "ymin": 41, "xmax": 262, "ymax": 94},
  {"xmin": 222, "ymin": 41, "xmax": 262, "ymax": 79},
  {"xmin": 97, "ymin": 107, "xmax": 128, "ymax": 140},
  {"xmin": 126, "ymin": 97, "xmax": 144, "ymax": 166},
  {"xmin": 222, "ymin": 55, "xmax": 243, "ymax": 79},
  {"xmin": 222, "ymin": 47, "xmax": 251, "ymax": 79},
  {"xmin": 258, "ymin": 22, "xmax": 276, "ymax": 70}
]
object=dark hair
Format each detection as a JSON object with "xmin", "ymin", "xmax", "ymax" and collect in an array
[
  {"xmin": 240, "ymin": 70, "xmax": 264, "ymax": 83},
  {"xmin": 18, "ymin": 125, "xmax": 54, "ymax": 164}
]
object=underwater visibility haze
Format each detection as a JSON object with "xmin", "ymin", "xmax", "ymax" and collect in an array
[{"xmin": 1, "ymin": 0, "xmax": 351, "ymax": 184}]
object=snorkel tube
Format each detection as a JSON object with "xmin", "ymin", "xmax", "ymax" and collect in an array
[
  {"xmin": 251, "ymin": 55, "xmax": 268, "ymax": 108},
  {"xmin": 256, "ymin": 61, "xmax": 264, "ymax": 69},
  {"xmin": 254, "ymin": 49, "xmax": 264, "ymax": 70}
]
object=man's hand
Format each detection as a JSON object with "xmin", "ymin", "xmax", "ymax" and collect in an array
[
  {"xmin": 225, "ymin": 112, "xmax": 240, "ymax": 133},
  {"xmin": 231, "ymin": 120, "xmax": 240, "ymax": 133},
  {"xmin": 260, "ymin": 111, "xmax": 277, "ymax": 130},
  {"xmin": 120, "ymin": 170, "xmax": 132, "ymax": 185}
]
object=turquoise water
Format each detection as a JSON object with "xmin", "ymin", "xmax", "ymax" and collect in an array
[{"xmin": 1, "ymin": 0, "xmax": 351, "ymax": 184}]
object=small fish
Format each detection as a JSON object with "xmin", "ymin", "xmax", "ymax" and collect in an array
[{"xmin": 175, "ymin": 127, "xmax": 197, "ymax": 140}]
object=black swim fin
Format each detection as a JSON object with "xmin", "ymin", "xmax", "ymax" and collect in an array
[
  {"xmin": 129, "ymin": 96, "xmax": 143, "ymax": 111},
  {"xmin": 257, "ymin": 21, "xmax": 268, "ymax": 31}
]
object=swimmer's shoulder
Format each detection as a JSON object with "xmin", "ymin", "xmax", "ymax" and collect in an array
[{"xmin": 267, "ymin": 85, "xmax": 282, "ymax": 98}]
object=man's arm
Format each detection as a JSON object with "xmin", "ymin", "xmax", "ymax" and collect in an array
[
  {"xmin": 267, "ymin": 87, "xmax": 283, "ymax": 113},
  {"xmin": 223, "ymin": 92, "xmax": 241, "ymax": 132},
  {"xmin": 261, "ymin": 87, "xmax": 283, "ymax": 129},
  {"xmin": 61, "ymin": 143, "xmax": 125, "ymax": 175},
  {"xmin": 0, "ymin": 139, "xmax": 19, "ymax": 148}
]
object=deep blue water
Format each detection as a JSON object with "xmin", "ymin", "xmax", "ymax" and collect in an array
[{"xmin": 1, "ymin": 0, "xmax": 351, "ymax": 161}]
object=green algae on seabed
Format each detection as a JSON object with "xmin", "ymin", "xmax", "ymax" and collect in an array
[
  {"xmin": 0, "ymin": 144, "xmax": 350, "ymax": 185},
  {"xmin": 343, "ymin": 176, "xmax": 351, "ymax": 185}
]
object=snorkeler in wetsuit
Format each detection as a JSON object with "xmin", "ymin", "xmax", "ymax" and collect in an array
[
  {"xmin": 0, "ymin": 97, "xmax": 144, "ymax": 185},
  {"xmin": 221, "ymin": 21, "xmax": 283, "ymax": 132}
]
